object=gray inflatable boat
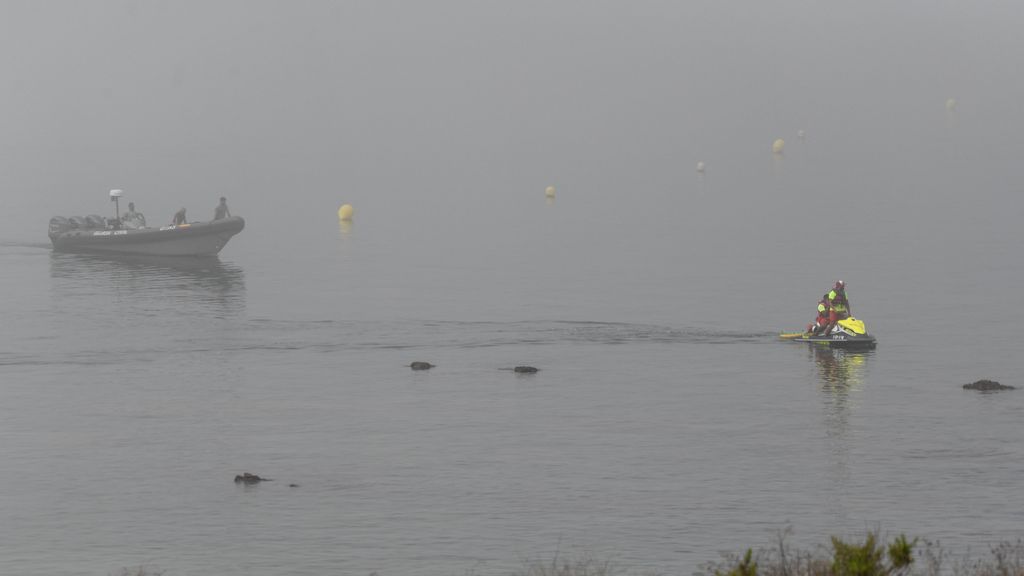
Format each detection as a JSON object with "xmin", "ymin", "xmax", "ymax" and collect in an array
[{"xmin": 49, "ymin": 215, "xmax": 245, "ymax": 257}]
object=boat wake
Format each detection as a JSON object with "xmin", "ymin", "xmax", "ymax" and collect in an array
[
  {"xmin": 234, "ymin": 319, "xmax": 778, "ymax": 353},
  {"xmin": 1, "ymin": 320, "xmax": 776, "ymax": 368}
]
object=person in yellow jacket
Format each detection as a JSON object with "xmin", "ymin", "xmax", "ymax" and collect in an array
[
  {"xmin": 820, "ymin": 280, "xmax": 851, "ymax": 336},
  {"xmin": 807, "ymin": 295, "xmax": 831, "ymax": 335}
]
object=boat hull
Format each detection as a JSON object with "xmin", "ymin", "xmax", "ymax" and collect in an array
[
  {"xmin": 50, "ymin": 217, "xmax": 245, "ymax": 257},
  {"xmin": 782, "ymin": 332, "xmax": 877, "ymax": 349}
]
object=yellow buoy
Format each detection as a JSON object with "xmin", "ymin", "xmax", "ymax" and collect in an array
[
  {"xmin": 337, "ymin": 204, "xmax": 354, "ymax": 221},
  {"xmin": 946, "ymin": 98, "xmax": 957, "ymax": 111},
  {"xmin": 545, "ymin": 186, "xmax": 556, "ymax": 198},
  {"xmin": 772, "ymin": 138, "xmax": 785, "ymax": 154},
  {"xmin": 696, "ymin": 161, "xmax": 705, "ymax": 173}
]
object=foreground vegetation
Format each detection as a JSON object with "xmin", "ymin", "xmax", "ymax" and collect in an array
[
  {"xmin": 697, "ymin": 530, "xmax": 1024, "ymax": 576},
  {"xmin": 112, "ymin": 532, "xmax": 1024, "ymax": 576},
  {"xmin": 507, "ymin": 532, "xmax": 1024, "ymax": 576}
]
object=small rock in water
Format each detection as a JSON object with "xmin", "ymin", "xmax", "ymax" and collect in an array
[
  {"xmin": 234, "ymin": 472, "xmax": 271, "ymax": 484},
  {"xmin": 409, "ymin": 361, "xmax": 435, "ymax": 370},
  {"xmin": 963, "ymin": 379, "xmax": 1015, "ymax": 391},
  {"xmin": 513, "ymin": 366, "xmax": 539, "ymax": 373}
]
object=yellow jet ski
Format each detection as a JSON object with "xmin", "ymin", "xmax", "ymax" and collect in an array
[{"xmin": 780, "ymin": 317, "xmax": 877, "ymax": 349}]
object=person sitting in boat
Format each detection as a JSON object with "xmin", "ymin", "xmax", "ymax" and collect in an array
[
  {"xmin": 213, "ymin": 196, "xmax": 231, "ymax": 220},
  {"xmin": 807, "ymin": 295, "xmax": 831, "ymax": 335},
  {"xmin": 821, "ymin": 281, "xmax": 851, "ymax": 335},
  {"xmin": 172, "ymin": 207, "xmax": 187, "ymax": 225},
  {"xmin": 121, "ymin": 202, "xmax": 147, "ymax": 229}
]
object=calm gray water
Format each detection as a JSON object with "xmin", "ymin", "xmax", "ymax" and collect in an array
[
  {"xmin": 4, "ymin": 125, "xmax": 1024, "ymax": 575},
  {"xmin": 4, "ymin": 3, "xmax": 1024, "ymax": 575}
]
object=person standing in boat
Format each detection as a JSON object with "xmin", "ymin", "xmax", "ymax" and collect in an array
[
  {"xmin": 213, "ymin": 197, "xmax": 231, "ymax": 220},
  {"xmin": 172, "ymin": 207, "xmax": 187, "ymax": 225},
  {"xmin": 121, "ymin": 202, "xmax": 146, "ymax": 229}
]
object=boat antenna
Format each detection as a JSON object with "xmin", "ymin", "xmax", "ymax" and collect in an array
[{"xmin": 109, "ymin": 189, "xmax": 123, "ymax": 221}]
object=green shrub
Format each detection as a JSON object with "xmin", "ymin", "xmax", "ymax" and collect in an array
[
  {"xmin": 887, "ymin": 534, "xmax": 918, "ymax": 572},
  {"xmin": 831, "ymin": 533, "xmax": 887, "ymax": 576},
  {"xmin": 830, "ymin": 532, "xmax": 919, "ymax": 576},
  {"xmin": 715, "ymin": 549, "xmax": 758, "ymax": 576},
  {"xmin": 699, "ymin": 529, "xmax": 926, "ymax": 576}
]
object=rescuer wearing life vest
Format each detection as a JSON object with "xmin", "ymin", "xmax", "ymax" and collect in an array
[
  {"xmin": 807, "ymin": 295, "xmax": 831, "ymax": 335},
  {"xmin": 820, "ymin": 280, "xmax": 851, "ymax": 336}
]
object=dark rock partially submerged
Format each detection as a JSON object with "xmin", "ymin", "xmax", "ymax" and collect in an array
[
  {"xmin": 409, "ymin": 361, "xmax": 435, "ymax": 370},
  {"xmin": 513, "ymin": 366, "xmax": 539, "ymax": 373},
  {"xmin": 234, "ymin": 472, "xmax": 272, "ymax": 484},
  {"xmin": 963, "ymin": 379, "xmax": 1016, "ymax": 391}
]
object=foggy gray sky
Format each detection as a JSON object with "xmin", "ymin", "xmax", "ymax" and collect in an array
[{"xmin": 3, "ymin": 1, "xmax": 1024, "ymax": 239}]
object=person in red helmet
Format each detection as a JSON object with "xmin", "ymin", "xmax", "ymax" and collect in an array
[{"xmin": 820, "ymin": 281, "xmax": 851, "ymax": 336}]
